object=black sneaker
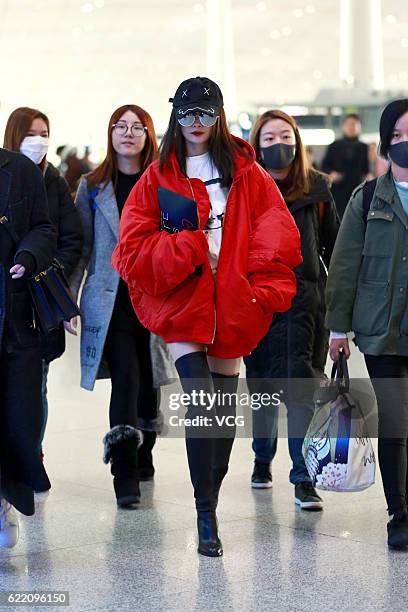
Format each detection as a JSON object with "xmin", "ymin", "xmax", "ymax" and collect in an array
[
  {"xmin": 251, "ymin": 461, "xmax": 273, "ymax": 489},
  {"xmin": 387, "ymin": 512, "xmax": 408, "ymax": 549},
  {"xmin": 294, "ymin": 482, "xmax": 323, "ymax": 510}
]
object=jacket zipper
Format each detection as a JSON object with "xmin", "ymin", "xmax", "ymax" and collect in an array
[{"xmin": 186, "ymin": 176, "xmax": 217, "ymax": 343}]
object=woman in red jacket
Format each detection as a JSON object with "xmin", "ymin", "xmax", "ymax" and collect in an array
[{"xmin": 113, "ymin": 76, "xmax": 301, "ymax": 557}]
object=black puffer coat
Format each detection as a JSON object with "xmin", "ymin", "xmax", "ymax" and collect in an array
[
  {"xmin": 0, "ymin": 149, "xmax": 57, "ymax": 350},
  {"xmin": 245, "ymin": 171, "xmax": 339, "ymax": 388},
  {"xmin": 42, "ymin": 163, "xmax": 82, "ymax": 363}
]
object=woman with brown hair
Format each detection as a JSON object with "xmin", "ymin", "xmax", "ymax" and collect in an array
[
  {"xmin": 112, "ymin": 78, "xmax": 301, "ymax": 556},
  {"xmin": 244, "ymin": 110, "xmax": 339, "ymax": 508},
  {"xmin": 3, "ymin": 107, "xmax": 82, "ymax": 468},
  {"xmin": 69, "ymin": 104, "xmax": 174, "ymax": 508}
]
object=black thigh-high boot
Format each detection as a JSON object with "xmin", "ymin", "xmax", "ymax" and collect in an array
[
  {"xmin": 103, "ymin": 425, "xmax": 143, "ymax": 508},
  {"xmin": 175, "ymin": 352, "xmax": 222, "ymax": 557},
  {"xmin": 211, "ymin": 373, "xmax": 239, "ymax": 504}
]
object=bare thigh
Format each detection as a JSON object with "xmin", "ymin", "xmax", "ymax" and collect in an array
[
  {"xmin": 167, "ymin": 342, "xmax": 206, "ymax": 362},
  {"xmin": 167, "ymin": 342, "xmax": 241, "ymax": 376},
  {"xmin": 207, "ymin": 356, "xmax": 241, "ymax": 376}
]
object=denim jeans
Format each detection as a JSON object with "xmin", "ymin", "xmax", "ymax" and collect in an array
[
  {"xmin": 39, "ymin": 360, "xmax": 49, "ymax": 453},
  {"xmin": 252, "ymin": 401, "xmax": 314, "ymax": 485}
]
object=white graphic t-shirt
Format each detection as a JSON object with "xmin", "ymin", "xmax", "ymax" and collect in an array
[{"xmin": 186, "ymin": 152, "xmax": 228, "ymax": 273}]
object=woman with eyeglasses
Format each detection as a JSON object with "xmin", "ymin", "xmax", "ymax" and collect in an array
[
  {"xmin": 113, "ymin": 77, "xmax": 301, "ymax": 556},
  {"xmin": 70, "ymin": 104, "xmax": 174, "ymax": 508}
]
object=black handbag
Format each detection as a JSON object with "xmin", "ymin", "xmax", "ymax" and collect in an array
[{"xmin": 0, "ymin": 214, "xmax": 80, "ymax": 334}]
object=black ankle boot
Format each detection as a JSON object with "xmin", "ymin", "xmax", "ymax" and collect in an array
[
  {"xmin": 113, "ymin": 476, "xmax": 141, "ymax": 508},
  {"xmin": 387, "ymin": 511, "xmax": 408, "ymax": 549},
  {"xmin": 103, "ymin": 425, "xmax": 143, "ymax": 508},
  {"xmin": 197, "ymin": 510, "xmax": 223, "ymax": 557}
]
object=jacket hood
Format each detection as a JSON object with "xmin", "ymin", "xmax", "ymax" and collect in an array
[{"xmin": 159, "ymin": 135, "xmax": 256, "ymax": 183}]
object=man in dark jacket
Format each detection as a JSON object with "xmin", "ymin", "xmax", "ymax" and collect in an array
[
  {"xmin": 0, "ymin": 148, "xmax": 56, "ymax": 547},
  {"xmin": 321, "ymin": 114, "xmax": 369, "ymax": 219}
]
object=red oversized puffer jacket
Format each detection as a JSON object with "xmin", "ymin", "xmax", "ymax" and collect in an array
[{"xmin": 112, "ymin": 137, "xmax": 302, "ymax": 358}]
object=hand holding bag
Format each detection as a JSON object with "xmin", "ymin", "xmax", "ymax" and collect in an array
[
  {"xmin": 302, "ymin": 351, "xmax": 376, "ymax": 492},
  {"xmin": 1, "ymin": 214, "xmax": 80, "ymax": 334}
]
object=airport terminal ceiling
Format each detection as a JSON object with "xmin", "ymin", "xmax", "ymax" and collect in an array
[{"xmin": 0, "ymin": 0, "xmax": 407, "ymax": 153}]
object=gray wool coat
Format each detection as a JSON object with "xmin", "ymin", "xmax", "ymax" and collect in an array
[{"xmin": 70, "ymin": 177, "xmax": 176, "ymax": 392}]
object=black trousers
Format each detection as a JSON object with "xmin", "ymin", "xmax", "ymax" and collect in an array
[
  {"xmin": 364, "ymin": 354, "xmax": 408, "ymax": 515},
  {"xmin": 103, "ymin": 317, "xmax": 159, "ymax": 430},
  {"xmin": 0, "ymin": 344, "xmax": 50, "ymax": 515}
]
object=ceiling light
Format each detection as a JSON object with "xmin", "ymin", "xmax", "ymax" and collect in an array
[
  {"xmin": 281, "ymin": 26, "xmax": 292, "ymax": 36},
  {"xmin": 281, "ymin": 105, "xmax": 308, "ymax": 116},
  {"xmin": 269, "ymin": 29, "xmax": 280, "ymax": 39},
  {"xmin": 82, "ymin": 2, "xmax": 94, "ymax": 13},
  {"xmin": 385, "ymin": 14, "xmax": 396, "ymax": 24},
  {"xmin": 256, "ymin": 2, "xmax": 267, "ymax": 12},
  {"xmin": 293, "ymin": 8, "xmax": 303, "ymax": 18},
  {"xmin": 299, "ymin": 129, "xmax": 335, "ymax": 146},
  {"xmin": 238, "ymin": 113, "xmax": 252, "ymax": 130}
]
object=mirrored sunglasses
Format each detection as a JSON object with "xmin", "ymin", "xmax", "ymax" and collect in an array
[{"xmin": 177, "ymin": 112, "xmax": 219, "ymax": 128}]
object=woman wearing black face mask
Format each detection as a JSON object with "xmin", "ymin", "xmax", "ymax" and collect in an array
[
  {"xmin": 244, "ymin": 110, "xmax": 339, "ymax": 509},
  {"xmin": 327, "ymin": 99, "xmax": 408, "ymax": 549}
]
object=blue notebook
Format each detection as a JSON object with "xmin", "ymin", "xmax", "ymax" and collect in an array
[{"xmin": 158, "ymin": 187, "xmax": 199, "ymax": 233}]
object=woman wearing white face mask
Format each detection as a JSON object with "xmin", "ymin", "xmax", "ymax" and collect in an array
[{"xmin": 3, "ymin": 108, "xmax": 82, "ymax": 471}]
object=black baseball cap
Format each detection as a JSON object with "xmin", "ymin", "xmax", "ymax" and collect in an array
[{"xmin": 169, "ymin": 76, "xmax": 223, "ymax": 117}]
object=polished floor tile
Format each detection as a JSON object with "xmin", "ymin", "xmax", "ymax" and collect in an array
[{"xmin": 1, "ymin": 335, "xmax": 407, "ymax": 612}]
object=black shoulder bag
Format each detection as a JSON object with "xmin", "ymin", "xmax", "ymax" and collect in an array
[{"xmin": 0, "ymin": 214, "xmax": 80, "ymax": 334}]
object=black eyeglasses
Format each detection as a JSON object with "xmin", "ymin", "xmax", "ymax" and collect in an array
[{"xmin": 112, "ymin": 122, "xmax": 147, "ymax": 137}]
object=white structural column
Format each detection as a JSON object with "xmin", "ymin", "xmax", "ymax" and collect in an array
[
  {"xmin": 339, "ymin": 0, "xmax": 384, "ymax": 90},
  {"xmin": 206, "ymin": 0, "xmax": 237, "ymax": 120}
]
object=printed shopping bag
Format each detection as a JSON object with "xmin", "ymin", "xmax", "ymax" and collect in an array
[{"xmin": 302, "ymin": 352, "xmax": 375, "ymax": 492}]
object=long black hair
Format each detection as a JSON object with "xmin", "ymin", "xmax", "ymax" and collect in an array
[{"xmin": 159, "ymin": 108, "xmax": 247, "ymax": 188}]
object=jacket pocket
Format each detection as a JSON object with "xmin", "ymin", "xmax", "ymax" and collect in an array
[
  {"xmin": 135, "ymin": 290, "xmax": 168, "ymax": 330},
  {"xmin": 7, "ymin": 291, "xmax": 39, "ymax": 349},
  {"xmin": 228, "ymin": 278, "xmax": 269, "ymax": 341},
  {"xmin": 352, "ymin": 280, "xmax": 389, "ymax": 336}
]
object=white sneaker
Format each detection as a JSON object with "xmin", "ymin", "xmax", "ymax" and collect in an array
[{"xmin": 0, "ymin": 498, "xmax": 19, "ymax": 548}]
